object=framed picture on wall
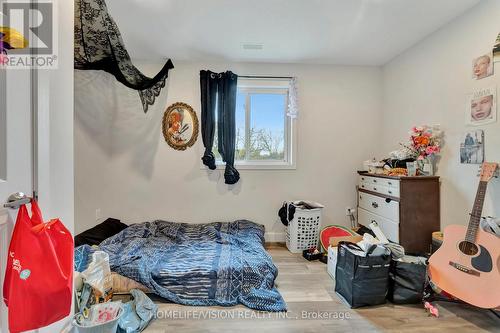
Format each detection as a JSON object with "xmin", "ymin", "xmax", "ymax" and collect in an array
[
  {"xmin": 460, "ymin": 130, "xmax": 484, "ymax": 164},
  {"xmin": 472, "ymin": 52, "xmax": 494, "ymax": 80},
  {"xmin": 162, "ymin": 102, "xmax": 199, "ymax": 151},
  {"xmin": 493, "ymin": 32, "xmax": 500, "ymax": 62},
  {"xmin": 466, "ymin": 86, "xmax": 497, "ymax": 126}
]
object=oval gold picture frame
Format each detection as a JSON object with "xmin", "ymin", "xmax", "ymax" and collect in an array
[{"xmin": 162, "ymin": 102, "xmax": 199, "ymax": 151}]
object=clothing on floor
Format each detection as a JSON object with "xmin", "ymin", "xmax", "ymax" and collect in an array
[
  {"xmin": 118, "ymin": 289, "xmax": 157, "ymax": 333},
  {"xmin": 74, "ymin": 218, "xmax": 129, "ymax": 247}
]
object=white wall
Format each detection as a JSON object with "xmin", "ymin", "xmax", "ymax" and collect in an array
[
  {"xmin": 75, "ymin": 62, "xmax": 383, "ymax": 239},
  {"xmin": 382, "ymin": 0, "xmax": 500, "ymax": 228},
  {"xmin": 34, "ymin": 0, "xmax": 74, "ymax": 235}
]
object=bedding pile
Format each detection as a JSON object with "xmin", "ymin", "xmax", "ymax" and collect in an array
[{"xmin": 97, "ymin": 220, "xmax": 286, "ymax": 312}]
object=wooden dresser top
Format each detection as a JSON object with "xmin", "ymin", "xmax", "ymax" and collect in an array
[{"xmin": 357, "ymin": 171, "xmax": 440, "ymax": 181}]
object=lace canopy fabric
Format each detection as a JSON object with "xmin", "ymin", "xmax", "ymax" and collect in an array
[{"xmin": 74, "ymin": 0, "xmax": 174, "ymax": 113}]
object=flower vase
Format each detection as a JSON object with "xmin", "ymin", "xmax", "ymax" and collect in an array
[{"xmin": 418, "ymin": 158, "xmax": 434, "ymax": 176}]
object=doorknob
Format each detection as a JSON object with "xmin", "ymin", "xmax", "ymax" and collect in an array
[{"xmin": 3, "ymin": 192, "xmax": 31, "ymax": 209}]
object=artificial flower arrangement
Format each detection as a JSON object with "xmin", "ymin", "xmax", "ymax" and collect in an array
[{"xmin": 406, "ymin": 125, "xmax": 442, "ymax": 160}]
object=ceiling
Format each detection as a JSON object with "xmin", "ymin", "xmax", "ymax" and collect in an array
[{"xmin": 106, "ymin": 0, "xmax": 480, "ymax": 66}]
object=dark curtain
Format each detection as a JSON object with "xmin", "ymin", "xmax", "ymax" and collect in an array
[
  {"xmin": 200, "ymin": 71, "xmax": 218, "ymax": 170},
  {"xmin": 74, "ymin": 0, "xmax": 174, "ymax": 113},
  {"xmin": 200, "ymin": 70, "xmax": 240, "ymax": 184}
]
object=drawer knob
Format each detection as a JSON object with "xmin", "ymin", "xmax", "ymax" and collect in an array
[
  {"xmin": 373, "ymin": 187, "xmax": 377, "ymax": 191},
  {"xmin": 373, "ymin": 179, "xmax": 377, "ymax": 183},
  {"xmin": 388, "ymin": 182, "xmax": 392, "ymax": 185},
  {"xmin": 372, "ymin": 202, "xmax": 379, "ymax": 208},
  {"xmin": 388, "ymin": 190, "xmax": 392, "ymax": 194}
]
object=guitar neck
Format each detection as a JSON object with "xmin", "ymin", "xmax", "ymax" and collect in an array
[{"xmin": 465, "ymin": 181, "xmax": 488, "ymax": 242}]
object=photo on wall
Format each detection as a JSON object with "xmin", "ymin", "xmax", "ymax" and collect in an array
[
  {"xmin": 493, "ymin": 32, "xmax": 500, "ymax": 62},
  {"xmin": 472, "ymin": 52, "xmax": 494, "ymax": 80},
  {"xmin": 460, "ymin": 130, "xmax": 484, "ymax": 164},
  {"xmin": 466, "ymin": 86, "xmax": 497, "ymax": 126}
]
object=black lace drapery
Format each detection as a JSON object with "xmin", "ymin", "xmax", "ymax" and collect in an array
[{"xmin": 74, "ymin": 0, "xmax": 174, "ymax": 113}]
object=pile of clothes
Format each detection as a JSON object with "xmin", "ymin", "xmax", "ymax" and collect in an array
[{"xmin": 74, "ymin": 249, "xmax": 157, "ymax": 333}]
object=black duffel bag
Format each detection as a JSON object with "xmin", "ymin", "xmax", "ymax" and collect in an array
[
  {"xmin": 387, "ymin": 255, "xmax": 428, "ymax": 304},
  {"xmin": 335, "ymin": 241, "xmax": 391, "ymax": 308}
]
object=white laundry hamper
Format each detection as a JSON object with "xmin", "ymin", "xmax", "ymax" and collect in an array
[{"xmin": 285, "ymin": 206, "xmax": 323, "ymax": 253}]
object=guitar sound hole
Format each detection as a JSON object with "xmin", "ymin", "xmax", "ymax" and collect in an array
[{"xmin": 458, "ymin": 241, "xmax": 479, "ymax": 256}]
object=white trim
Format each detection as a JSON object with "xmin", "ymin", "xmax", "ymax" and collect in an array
[
  {"xmin": 264, "ymin": 231, "xmax": 286, "ymax": 243},
  {"xmin": 209, "ymin": 161, "xmax": 296, "ymax": 170}
]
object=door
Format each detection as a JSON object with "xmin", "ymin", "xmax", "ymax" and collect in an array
[{"xmin": 0, "ymin": 64, "xmax": 34, "ymax": 331}]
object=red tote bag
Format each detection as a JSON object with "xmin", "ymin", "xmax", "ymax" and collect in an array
[{"xmin": 3, "ymin": 200, "xmax": 73, "ymax": 332}]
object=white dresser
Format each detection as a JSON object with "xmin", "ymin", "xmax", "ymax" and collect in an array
[{"xmin": 357, "ymin": 172, "xmax": 440, "ymax": 253}]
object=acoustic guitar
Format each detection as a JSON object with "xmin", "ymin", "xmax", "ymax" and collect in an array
[{"xmin": 428, "ymin": 162, "xmax": 500, "ymax": 309}]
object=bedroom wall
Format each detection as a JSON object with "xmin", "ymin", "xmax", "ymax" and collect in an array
[
  {"xmin": 382, "ymin": 0, "xmax": 500, "ymax": 229},
  {"xmin": 74, "ymin": 62, "xmax": 383, "ymax": 239}
]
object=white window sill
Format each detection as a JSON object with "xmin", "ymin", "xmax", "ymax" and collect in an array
[{"xmin": 201, "ymin": 162, "xmax": 296, "ymax": 170}]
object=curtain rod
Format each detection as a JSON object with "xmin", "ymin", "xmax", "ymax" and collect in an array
[{"xmin": 239, "ymin": 75, "xmax": 293, "ymax": 79}]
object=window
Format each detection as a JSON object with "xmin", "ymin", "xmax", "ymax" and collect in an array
[{"xmin": 214, "ymin": 78, "xmax": 296, "ymax": 169}]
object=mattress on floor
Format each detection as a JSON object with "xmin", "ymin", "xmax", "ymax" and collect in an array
[{"xmin": 98, "ymin": 220, "xmax": 287, "ymax": 312}]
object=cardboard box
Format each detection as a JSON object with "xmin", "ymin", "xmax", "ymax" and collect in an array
[
  {"xmin": 327, "ymin": 246, "xmax": 338, "ymax": 279},
  {"xmin": 329, "ymin": 234, "xmax": 363, "ymax": 247}
]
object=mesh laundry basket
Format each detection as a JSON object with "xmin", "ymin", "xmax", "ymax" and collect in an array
[{"xmin": 286, "ymin": 207, "xmax": 323, "ymax": 253}]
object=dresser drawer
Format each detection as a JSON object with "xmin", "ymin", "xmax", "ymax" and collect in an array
[
  {"xmin": 366, "ymin": 183, "xmax": 400, "ymax": 197},
  {"xmin": 359, "ymin": 176, "xmax": 400, "ymax": 197},
  {"xmin": 358, "ymin": 208, "xmax": 399, "ymax": 243},
  {"xmin": 358, "ymin": 191, "xmax": 399, "ymax": 222},
  {"xmin": 368, "ymin": 176, "xmax": 399, "ymax": 188}
]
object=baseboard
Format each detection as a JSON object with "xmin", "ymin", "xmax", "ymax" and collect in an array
[{"xmin": 264, "ymin": 232, "xmax": 285, "ymax": 243}]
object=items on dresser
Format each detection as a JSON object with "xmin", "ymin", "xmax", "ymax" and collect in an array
[
  {"xmin": 357, "ymin": 171, "xmax": 440, "ymax": 253},
  {"xmin": 366, "ymin": 158, "xmax": 385, "ymax": 174}
]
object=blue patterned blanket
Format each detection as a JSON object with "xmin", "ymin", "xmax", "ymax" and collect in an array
[{"xmin": 97, "ymin": 220, "xmax": 286, "ymax": 312}]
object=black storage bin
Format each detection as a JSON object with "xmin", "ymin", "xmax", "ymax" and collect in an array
[
  {"xmin": 388, "ymin": 255, "xmax": 428, "ymax": 304},
  {"xmin": 334, "ymin": 242, "xmax": 391, "ymax": 308}
]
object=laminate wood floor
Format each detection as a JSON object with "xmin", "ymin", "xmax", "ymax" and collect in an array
[{"xmin": 142, "ymin": 244, "xmax": 499, "ymax": 333}]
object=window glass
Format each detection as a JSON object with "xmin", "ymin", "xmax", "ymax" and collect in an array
[
  {"xmin": 212, "ymin": 78, "xmax": 294, "ymax": 168},
  {"xmin": 248, "ymin": 93, "xmax": 286, "ymax": 161}
]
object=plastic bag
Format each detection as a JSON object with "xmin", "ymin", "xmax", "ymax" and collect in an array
[
  {"xmin": 78, "ymin": 251, "xmax": 113, "ymax": 313},
  {"xmin": 81, "ymin": 251, "xmax": 113, "ymax": 300},
  {"xmin": 118, "ymin": 289, "xmax": 158, "ymax": 333}
]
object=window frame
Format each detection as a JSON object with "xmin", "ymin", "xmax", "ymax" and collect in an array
[{"xmin": 207, "ymin": 80, "xmax": 297, "ymax": 170}]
